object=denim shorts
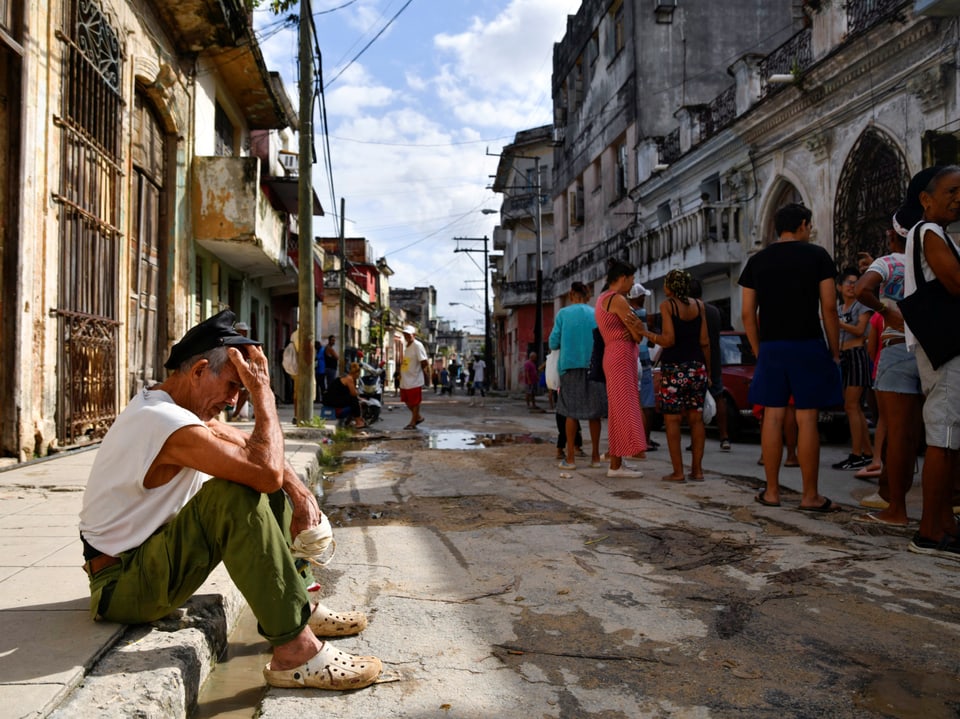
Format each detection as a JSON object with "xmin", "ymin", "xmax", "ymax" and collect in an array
[
  {"xmin": 874, "ymin": 342, "xmax": 921, "ymax": 395},
  {"xmin": 915, "ymin": 346, "xmax": 960, "ymax": 450},
  {"xmin": 749, "ymin": 339, "xmax": 842, "ymax": 410},
  {"xmin": 639, "ymin": 365, "xmax": 654, "ymax": 408}
]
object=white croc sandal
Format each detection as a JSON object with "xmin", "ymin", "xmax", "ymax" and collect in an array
[
  {"xmin": 263, "ymin": 642, "xmax": 382, "ymax": 690},
  {"xmin": 308, "ymin": 602, "xmax": 368, "ymax": 637}
]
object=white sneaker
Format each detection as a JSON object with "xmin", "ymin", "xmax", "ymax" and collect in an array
[
  {"xmin": 860, "ymin": 492, "xmax": 889, "ymax": 510},
  {"xmin": 607, "ymin": 466, "xmax": 644, "ymax": 478}
]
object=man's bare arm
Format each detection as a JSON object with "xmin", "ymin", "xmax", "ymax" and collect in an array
[{"xmin": 819, "ymin": 278, "xmax": 841, "ymax": 361}]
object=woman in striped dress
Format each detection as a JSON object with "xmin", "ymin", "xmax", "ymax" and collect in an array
[{"xmin": 595, "ymin": 260, "xmax": 647, "ymax": 477}]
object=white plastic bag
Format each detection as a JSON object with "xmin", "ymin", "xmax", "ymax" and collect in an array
[
  {"xmin": 702, "ymin": 390, "xmax": 716, "ymax": 424},
  {"xmin": 545, "ymin": 351, "xmax": 560, "ymax": 390}
]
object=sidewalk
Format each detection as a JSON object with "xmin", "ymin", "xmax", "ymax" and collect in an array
[{"xmin": 0, "ymin": 407, "xmax": 327, "ymax": 719}]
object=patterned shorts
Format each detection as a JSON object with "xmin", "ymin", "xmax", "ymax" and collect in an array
[{"xmin": 657, "ymin": 361, "xmax": 707, "ymax": 414}]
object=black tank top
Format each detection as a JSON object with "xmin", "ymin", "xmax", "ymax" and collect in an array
[{"xmin": 660, "ymin": 299, "xmax": 705, "ymax": 364}]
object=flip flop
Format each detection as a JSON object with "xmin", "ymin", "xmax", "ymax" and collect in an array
[
  {"xmin": 798, "ymin": 497, "xmax": 840, "ymax": 513},
  {"xmin": 754, "ymin": 491, "xmax": 780, "ymax": 507},
  {"xmin": 415, "ymin": 417, "xmax": 425, "ymax": 425},
  {"xmin": 403, "ymin": 424, "xmax": 417, "ymax": 430},
  {"xmin": 854, "ymin": 466, "xmax": 882, "ymax": 479},
  {"xmin": 851, "ymin": 512, "xmax": 910, "ymax": 528}
]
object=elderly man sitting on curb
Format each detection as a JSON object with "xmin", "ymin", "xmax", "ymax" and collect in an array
[{"xmin": 78, "ymin": 310, "xmax": 381, "ymax": 691}]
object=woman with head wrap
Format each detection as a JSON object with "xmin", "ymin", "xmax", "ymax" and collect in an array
[
  {"xmin": 641, "ymin": 269, "xmax": 710, "ymax": 482},
  {"xmin": 899, "ymin": 165, "xmax": 960, "ymax": 558}
]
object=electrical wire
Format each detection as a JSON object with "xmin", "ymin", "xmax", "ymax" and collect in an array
[{"xmin": 324, "ymin": 0, "xmax": 415, "ymax": 89}]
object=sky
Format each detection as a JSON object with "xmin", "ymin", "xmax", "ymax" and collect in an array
[{"xmin": 254, "ymin": 0, "xmax": 582, "ymax": 332}]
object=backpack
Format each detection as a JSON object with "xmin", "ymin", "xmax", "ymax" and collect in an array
[{"xmin": 282, "ymin": 342, "xmax": 298, "ymax": 376}]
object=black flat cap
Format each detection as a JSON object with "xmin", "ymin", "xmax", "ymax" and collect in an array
[{"xmin": 164, "ymin": 310, "xmax": 261, "ymax": 369}]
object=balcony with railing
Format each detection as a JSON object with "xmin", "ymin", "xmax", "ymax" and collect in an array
[
  {"xmin": 847, "ymin": 0, "xmax": 910, "ymax": 36},
  {"xmin": 629, "ymin": 203, "xmax": 743, "ymax": 279},
  {"xmin": 759, "ymin": 27, "xmax": 813, "ymax": 96},
  {"xmin": 658, "ymin": 128, "xmax": 682, "ymax": 165},
  {"xmin": 192, "ymin": 156, "xmax": 288, "ymax": 281},
  {"xmin": 702, "ymin": 85, "xmax": 737, "ymax": 142}
]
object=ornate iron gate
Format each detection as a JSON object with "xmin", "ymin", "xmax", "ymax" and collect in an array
[
  {"xmin": 834, "ymin": 128, "xmax": 907, "ymax": 272},
  {"xmin": 52, "ymin": 0, "xmax": 123, "ymax": 444}
]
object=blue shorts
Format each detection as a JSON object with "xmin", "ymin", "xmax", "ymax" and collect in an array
[
  {"xmin": 639, "ymin": 365, "xmax": 654, "ymax": 408},
  {"xmin": 749, "ymin": 339, "xmax": 842, "ymax": 410}
]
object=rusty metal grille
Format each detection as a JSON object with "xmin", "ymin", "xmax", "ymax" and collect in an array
[
  {"xmin": 833, "ymin": 128, "xmax": 907, "ymax": 272},
  {"xmin": 53, "ymin": 0, "xmax": 123, "ymax": 444}
]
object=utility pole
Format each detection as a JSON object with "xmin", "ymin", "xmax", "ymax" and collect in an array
[
  {"xmin": 295, "ymin": 0, "xmax": 315, "ymax": 424},
  {"xmin": 453, "ymin": 236, "xmax": 492, "ymax": 388},
  {"xmin": 338, "ymin": 197, "xmax": 346, "ymax": 372},
  {"xmin": 532, "ymin": 155, "xmax": 543, "ymax": 365}
]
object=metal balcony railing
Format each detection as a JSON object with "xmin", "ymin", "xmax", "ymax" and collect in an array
[
  {"xmin": 846, "ymin": 0, "xmax": 909, "ymax": 36},
  {"xmin": 630, "ymin": 203, "xmax": 742, "ymax": 267},
  {"xmin": 759, "ymin": 28, "xmax": 812, "ymax": 96}
]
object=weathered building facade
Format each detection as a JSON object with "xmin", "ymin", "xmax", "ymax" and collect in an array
[
  {"xmin": 491, "ymin": 125, "xmax": 556, "ymax": 392},
  {"xmin": 1, "ymin": 0, "xmax": 312, "ymax": 460},
  {"xmin": 550, "ymin": 0, "xmax": 960, "ymax": 333},
  {"xmin": 549, "ymin": 0, "xmax": 801, "ymax": 322}
]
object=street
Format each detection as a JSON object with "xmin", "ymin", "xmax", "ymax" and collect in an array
[{"xmin": 197, "ymin": 391, "xmax": 960, "ymax": 719}]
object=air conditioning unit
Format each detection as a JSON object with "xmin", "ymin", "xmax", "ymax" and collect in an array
[
  {"xmin": 552, "ymin": 127, "xmax": 565, "ymax": 146},
  {"xmin": 655, "ymin": 0, "xmax": 677, "ymax": 23},
  {"xmin": 278, "ymin": 151, "xmax": 299, "ymax": 174}
]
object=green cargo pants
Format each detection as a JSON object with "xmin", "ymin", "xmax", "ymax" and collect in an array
[{"xmin": 87, "ymin": 479, "xmax": 310, "ymax": 646}]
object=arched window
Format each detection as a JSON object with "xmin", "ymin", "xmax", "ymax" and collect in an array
[{"xmin": 834, "ymin": 128, "xmax": 907, "ymax": 271}]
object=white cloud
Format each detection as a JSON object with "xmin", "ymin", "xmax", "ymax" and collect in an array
[{"xmin": 259, "ymin": 0, "xmax": 582, "ymax": 329}]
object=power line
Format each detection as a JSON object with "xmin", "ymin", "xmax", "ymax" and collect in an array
[
  {"xmin": 324, "ymin": 0, "xmax": 415, "ymax": 89},
  {"xmin": 328, "ymin": 134, "xmax": 513, "ymax": 148}
]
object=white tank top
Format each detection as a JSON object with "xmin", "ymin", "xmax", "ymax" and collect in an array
[{"xmin": 79, "ymin": 388, "xmax": 209, "ymax": 556}]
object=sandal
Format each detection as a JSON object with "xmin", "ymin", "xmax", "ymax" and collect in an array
[
  {"xmin": 308, "ymin": 603, "xmax": 368, "ymax": 637},
  {"xmin": 403, "ymin": 424, "xmax": 417, "ymax": 430},
  {"xmin": 263, "ymin": 641, "xmax": 382, "ymax": 690}
]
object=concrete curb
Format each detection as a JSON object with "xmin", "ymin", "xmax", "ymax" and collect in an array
[{"xmin": 46, "ymin": 428, "xmax": 326, "ymax": 719}]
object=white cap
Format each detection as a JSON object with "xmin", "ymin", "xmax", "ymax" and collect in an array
[
  {"xmin": 402, "ymin": 325, "xmax": 417, "ymax": 335},
  {"xmin": 627, "ymin": 283, "xmax": 651, "ymax": 299}
]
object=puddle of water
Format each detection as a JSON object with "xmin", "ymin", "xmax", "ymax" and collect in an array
[
  {"xmin": 424, "ymin": 431, "xmax": 546, "ymax": 450},
  {"xmin": 195, "ymin": 607, "xmax": 269, "ymax": 719}
]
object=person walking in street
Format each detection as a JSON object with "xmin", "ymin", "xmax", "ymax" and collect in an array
[
  {"xmin": 229, "ymin": 321, "xmax": 253, "ymax": 421},
  {"xmin": 901, "ymin": 165, "xmax": 960, "ymax": 558},
  {"xmin": 739, "ymin": 203, "xmax": 843, "ymax": 511},
  {"xmin": 78, "ymin": 310, "xmax": 381, "ymax": 692},
  {"xmin": 596, "ymin": 261, "xmax": 647, "ymax": 478},
  {"xmin": 549, "ymin": 282, "xmax": 607, "ymax": 471},
  {"xmin": 468, "ymin": 355, "xmax": 487, "ymax": 407},
  {"xmin": 643, "ymin": 270, "xmax": 709, "ymax": 482},
  {"xmin": 400, "ymin": 325, "xmax": 430, "ymax": 429},
  {"xmin": 854, "ymin": 222, "xmax": 921, "ymax": 526},
  {"xmin": 523, "ymin": 352, "xmax": 541, "ymax": 411},
  {"xmin": 690, "ymin": 279, "xmax": 731, "ymax": 452},
  {"xmin": 832, "ymin": 267, "xmax": 875, "ymax": 470}
]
